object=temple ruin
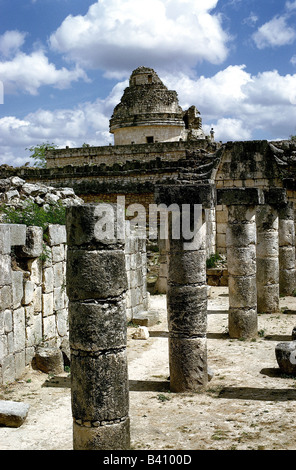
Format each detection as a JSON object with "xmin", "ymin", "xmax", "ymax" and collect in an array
[{"xmin": 0, "ymin": 66, "xmax": 296, "ymax": 450}]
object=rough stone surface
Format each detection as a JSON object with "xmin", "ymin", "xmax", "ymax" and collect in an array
[
  {"xmin": 34, "ymin": 345, "xmax": 64, "ymax": 375},
  {"xmin": 0, "ymin": 400, "xmax": 30, "ymax": 428},
  {"xmin": 275, "ymin": 340, "xmax": 296, "ymax": 376}
]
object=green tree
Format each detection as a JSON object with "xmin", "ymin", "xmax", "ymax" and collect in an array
[{"xmin": 26, "ymin": 142, "xmax": 58, "ymax": 168}]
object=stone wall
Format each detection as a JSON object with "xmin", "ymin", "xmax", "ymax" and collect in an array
[
  {"xmin": 45, "ymin": 140, "xmax": 219, "ymax": 169},
  {"xmin": 0, "ymin": 218, "xmax": 150, "ymax": 384},
  {"xmin": 0, "ymin": 223, "xmax": 68, "ymax": 385},
  {"xmin": 125, "ymin": 225, "xmax": 149, "ymax": 322}
]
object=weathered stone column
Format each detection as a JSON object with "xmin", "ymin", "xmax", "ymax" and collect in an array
[
  {"xmin": 256, "ymin": 204, "xmax": 279, "ymax": 313},
  {"xmin": 155, "ymin": 184, "xmax": 215, "ymax": 392},
  {"xmin": 227, "ymin": 204, "xmax": 258, "ymax": 338},
  {"xmin": 218, "ymin": 188, "xmax": 264, "ymax": 340},
  {"xmin": 66, "ymin": 203, "xmax": 130, "ymax": 450},
  {"xmin": 278, "ymin": 202, "xmax": 296, "ymax": 296}
]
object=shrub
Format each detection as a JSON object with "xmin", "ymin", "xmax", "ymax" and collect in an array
[{"xmin": 1, "ymin": 201, "xmax": 66, "ymax": 233}]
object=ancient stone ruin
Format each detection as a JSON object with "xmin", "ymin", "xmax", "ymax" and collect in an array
[{"xmin": 1, "ymin": 67, "xmax": 296, "ymax": 450}]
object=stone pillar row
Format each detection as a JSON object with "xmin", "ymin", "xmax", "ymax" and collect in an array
[
  {"xmin": 218, "ymin": 188, "xmax": 296, "ymax": 339},
  {"xmin": 66, "ymin": 204, "xmax": 130, "ymax": 451}
]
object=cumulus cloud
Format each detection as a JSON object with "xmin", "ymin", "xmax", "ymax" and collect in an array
[
  {"xmin": 3, "ymin": 64, "xmax": 296, "ymax": 167},
  {"xmin": 0, "ymin": 92, "xmax": 118, "ymax": 166},
  {"xmin": 0, "ymin": 30, "xmax": 27, "ymax": 58},
  {"xmin": 0, "ymin": 29, "xmax": 89, "ymax": 96},
  {"xmin": 0, "ymin": 49, "xmax": 88, "ymax": 95},
  {"xmin": 164, "ymin": 65, "xmax": 296, "ymax": 140},
  {"xmin": 49, "ymin": 0, "xmax": 230, "ymax": 76},
  {"xmin": 252, "ymin": 15, "xmax": 296, "ymax": 49}
]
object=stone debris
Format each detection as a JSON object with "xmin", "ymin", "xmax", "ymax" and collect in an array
[
  {"xmin": 275, "ymin": 330, "xmax": 296, "ymax": 377},
  {"xmin": 0, "ymin": 176, "xmax": 83, "ymax": 216},
  {"xmin": 34, "ymin": 345, "xmax": 64, "ymax": 375},
  {"xmin": 0, "ymin": 400, "xmax": 30, "ymax": 428},
  {"xmin": 132, "ymin": 326, "xmax": 150, "ymax": 340}
]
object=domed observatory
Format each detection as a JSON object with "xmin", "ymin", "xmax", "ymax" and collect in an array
[{"xmin": 109, "ymin": 66, "xmax": 208, "ymax": 145}]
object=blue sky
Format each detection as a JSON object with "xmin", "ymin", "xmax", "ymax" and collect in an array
[{"xmin": 1, "ymin": 0, "xmax": 296, "ymax": 166}]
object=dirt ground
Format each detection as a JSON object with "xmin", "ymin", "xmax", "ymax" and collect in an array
[{"xmin": 1, "ymin": 286, "xmax": 296, "ymax": 451}]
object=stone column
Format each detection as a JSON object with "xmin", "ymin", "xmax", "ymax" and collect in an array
[
  {"xmin": 256, "ymin": 204, "xmax": 279, "ymax": 313},
  {"xmin": 278, "ymin": 202, "xmax": 296, "ymax": 296},
  {"xmin": 155, "ymin": 184, "xmax": 215, "ymax": 393},
  {"xmin": 226, "ymin": 204, "xmax": 258, "ymax": 339},
  {"xmin": 167, "ymin": 207, "xmax": 208, "ymax": 392},
  {"xmin": 66, "ymin": 203, "xmax": 130, "ymax": 450}
]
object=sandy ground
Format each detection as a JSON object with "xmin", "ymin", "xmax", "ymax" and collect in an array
[{"xmin": 1, "ymin": 286, "xmax": 296, "ymax": 451}]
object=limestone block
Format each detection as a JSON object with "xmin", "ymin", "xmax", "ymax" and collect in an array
[
  {"xmin": 52, "ymin": 244, "xmax": 65, "ymax": 263},
  {"xmin": 0, "ymin": 400, "xmax": 30, "ymax": 428},
  {"xmin": 12, "ymin": 271, "xmax": 24, "ymax": 309},
  {"xmin": 67, "ymin": 249, "xmax": 128, "ymax": 301},
  {"xmin": 42, "ymin": 266, "xmax": 54, "ymax": 293},
  {"xmin": 35, "ymin": 345, "xmax": 64, "ymax": 374},
  {"xmin": 26, "ymin": 313, "xmax": 42, "ymax": 347},
  {"xmin": 43, "ymin": 314, "xmax": 56, "ymax": 339},
  {"xmin": 1, "ymin": 354, "xmax": 15, "ymax": 384},
  {"xmin": 24, "ymin": 304, "xmax": 34, "ymax": 327},
  {"xmin": 33, "ymin": 286, "xmax": 42, "ymax": 313},
  {"xmin": 132, "ymin": 326, "xmax": 149, "ymax": 340},
  {"xmin": 5, "ymin": 189, "xmax": 19, "ymax": 202},
  {"xmin": 4, "ymin": 310, "xmax": 12, "ymax": 333},
  {"xmin": 27, "ymin": 258, "xmax": 42, "ymax": 285},
  {"xmin": 56, "ymin": 309, "xmax": 68, "ymax": 337},
  {"xmin": 0, "ymin": 286, "xmax": 12, "ymax": 310},
  {"xmin": 0, "ymin": 255, "xmax": 12, "ymax": 286},
  {"xmin": 69, "ymin": 299, "xmax": 127, "ymax": 351},
  {"xmin": 71, "ymin": 350, "xmax": 129, "ymax": 422},
  {"xmin": 15, "ymin": 226, "xmax": 43, "ymax": 258},
  {"xmin": 0, "ymin": 225, "xmax": 11, "ymax": 254},
  {"xmin": 22, "ymin": 280, "xmax": 35, "ymax": 305},
  {"xmin": 53, "ymin": 287, "xmax": 64, "ymax": 311},
  {"xmin": 53, "ymin": 262, "xmax": 64, "ymax": 288},
  {"xmin": 10, "ymin": 224, "xmax": 27, "ymax": 246},
  {"xmin": 15, "ymin": 350, "xmax": 26, "ymax": 379},
  {"xmin": 42, "ymin": 292, "xmax": 54, "ymax": 317},
  {"xmin": 13, "ymin": 307, "xmax": 25, "ymax": 352},
  {"xmin": 47, "ymin": 224, "xmax": 67, "ymax": 246}
]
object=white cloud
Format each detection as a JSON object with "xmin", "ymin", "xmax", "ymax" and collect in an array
[
  {"xmin": 3, "ymin": 64, "xmax": 296, "ymax": 166},
  {"xmin": 0, "ymin": 49, "xmax": 88, "ymax": 95},
  {"xmin": 49, "ymin": 0, "xmax": 230, "ymax": 76},
  {"xmin": 253, "ymin": 15, "xmax": 296, "ymax": 49},
  {"xmin": 286, "ymin": 1, "xmax": 296, "ymax": 11},
  {"xmin": 0, "ymin": 88, "xmax": 120, "ymax": 166},
  {"xmin": 163, "ymin": 65, "xmax": 296, "ymax": 140},
  {"xmin": 0, "ymin": 30, "xmax": 26, "ymax": 58}
]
